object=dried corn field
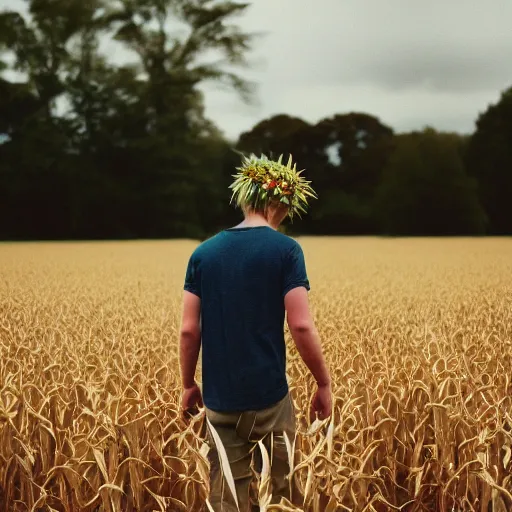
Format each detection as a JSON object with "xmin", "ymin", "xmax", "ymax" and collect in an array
[{"xmin": 1, "ymin": 238, "xmax": 512, "ymax": 511}]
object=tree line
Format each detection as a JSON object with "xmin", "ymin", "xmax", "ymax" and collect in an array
[{"xmin": 0, "ymin": 0, "xmax": 511, "ymax": 240}]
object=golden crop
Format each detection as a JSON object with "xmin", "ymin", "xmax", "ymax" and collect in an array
[{"xmin": 1, "ymin": 238, "xmax": 511, "ymax": 511}]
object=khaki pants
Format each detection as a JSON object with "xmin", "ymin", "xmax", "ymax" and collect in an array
[{"xmin": 205, "ymin": 393, "xmax": 296, "ymax": 512}]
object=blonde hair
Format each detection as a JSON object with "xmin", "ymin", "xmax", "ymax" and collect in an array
[{"xmin": 241, "ymin": 198, "xmax": 288, "ymax": 218}]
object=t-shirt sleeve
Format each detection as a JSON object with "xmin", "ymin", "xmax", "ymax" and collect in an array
[
  {"xmin": 184, "ymin": 252, "xmax": 201, "ymax": 298},
  {"xmin": 282, "ymin": 242, "xmax": 311, "ymax": 297}
]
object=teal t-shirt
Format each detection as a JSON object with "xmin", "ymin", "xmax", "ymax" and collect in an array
[{"xmin": 184, "ymin": 226, "xmax": 310, "ymax": 412}]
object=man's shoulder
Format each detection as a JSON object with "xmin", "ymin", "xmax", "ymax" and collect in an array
[
  {"xmin": 272, "ymin": 230, "xmax": 304, "ymax": 252},
  {"xmin": 189, "ymin": 231, "xmax": 226, "ymax": 258},
  {"xmin": 256, "ymin": 228, "xmax": 304, "ymax": 255}
]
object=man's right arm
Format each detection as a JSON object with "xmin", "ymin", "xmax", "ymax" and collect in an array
[{"xmin": 285, "ymin": 286, "xmax": 332, "ymax": 419}]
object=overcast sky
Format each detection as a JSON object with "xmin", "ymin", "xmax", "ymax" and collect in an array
[{"xmin": 2, "ymin": 0, "xmax": 511, "ymax": 140}]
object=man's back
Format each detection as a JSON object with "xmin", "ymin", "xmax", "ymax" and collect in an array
[{"xmin": 184, "ymin": 225, "xmax": 310, "ymax": 412}]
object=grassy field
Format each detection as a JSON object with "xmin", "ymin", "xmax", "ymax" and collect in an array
[{"xmin": 1, "ymin": 238, "xmax": 512, "ymax": 511}]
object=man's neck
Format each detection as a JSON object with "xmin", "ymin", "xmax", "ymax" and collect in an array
[{"xmin": 234, "ymin": 213, "xmax": 275, "ymax": 230}]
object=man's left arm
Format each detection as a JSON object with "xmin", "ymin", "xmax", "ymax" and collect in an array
[{"xmin": 179, "ymin": 290, "xmax": 203, "ymax": 416}]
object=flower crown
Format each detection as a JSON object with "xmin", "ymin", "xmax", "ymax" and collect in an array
[{"xmin": 229, "ymin": 153, "xmax": 317, "ymax": 220}]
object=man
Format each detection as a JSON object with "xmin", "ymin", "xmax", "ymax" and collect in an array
[{"xmin": 179, "ymin": 154, "xmax": 332, "ymax": 511}]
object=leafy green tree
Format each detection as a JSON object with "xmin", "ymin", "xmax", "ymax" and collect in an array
[
  {"xmin": 236, "ymin": 112, "xmax": 394, "ymax": 234},
  {"xmin": 0, "ymin": 0, "xmax": 115, "ymax": 239},
  {"xmin": 302, "ymin": 113, "xmax": 394, "ymax": 234},
  {"xmin": 465, "ymin": 86, "xmax": 512, "ymax": 234},
  {"xmin": 376, "ymin": 128, "xmax": 486, "ymax": 235},
  {"xmin": 102, "ymin": 0, "xmax": 253, "ymax": 134},
  {"xmin": 0, "ymin": 0, "xmax": 255, "ymax": 240},
  {"xmin": 237, "ymin": 114, "xmax": 310, "ymax": 157},
  {"xmin": 86, "ymin": 0, "xmax": 254, "ymax": 238},
  {"xmin": 0, "ymin": 72, "xmax": 78, "ymax": 240}
]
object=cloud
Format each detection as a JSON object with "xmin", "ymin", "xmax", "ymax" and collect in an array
[{"xmin": 201, "ymin": 0, "xmax": 512, "ymax": 138}]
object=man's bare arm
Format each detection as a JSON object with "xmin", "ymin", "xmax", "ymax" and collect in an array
[
  {"xmin": 179, "ymin": 291, "xmax": 202, "ymax": 389},
  {"xmin": 285, "ymin": 286, "xmax": 332, "ymax": 420},
  {"xmin": 285, "ymin": 287, "xmax": 331, "ymax": 387}
]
